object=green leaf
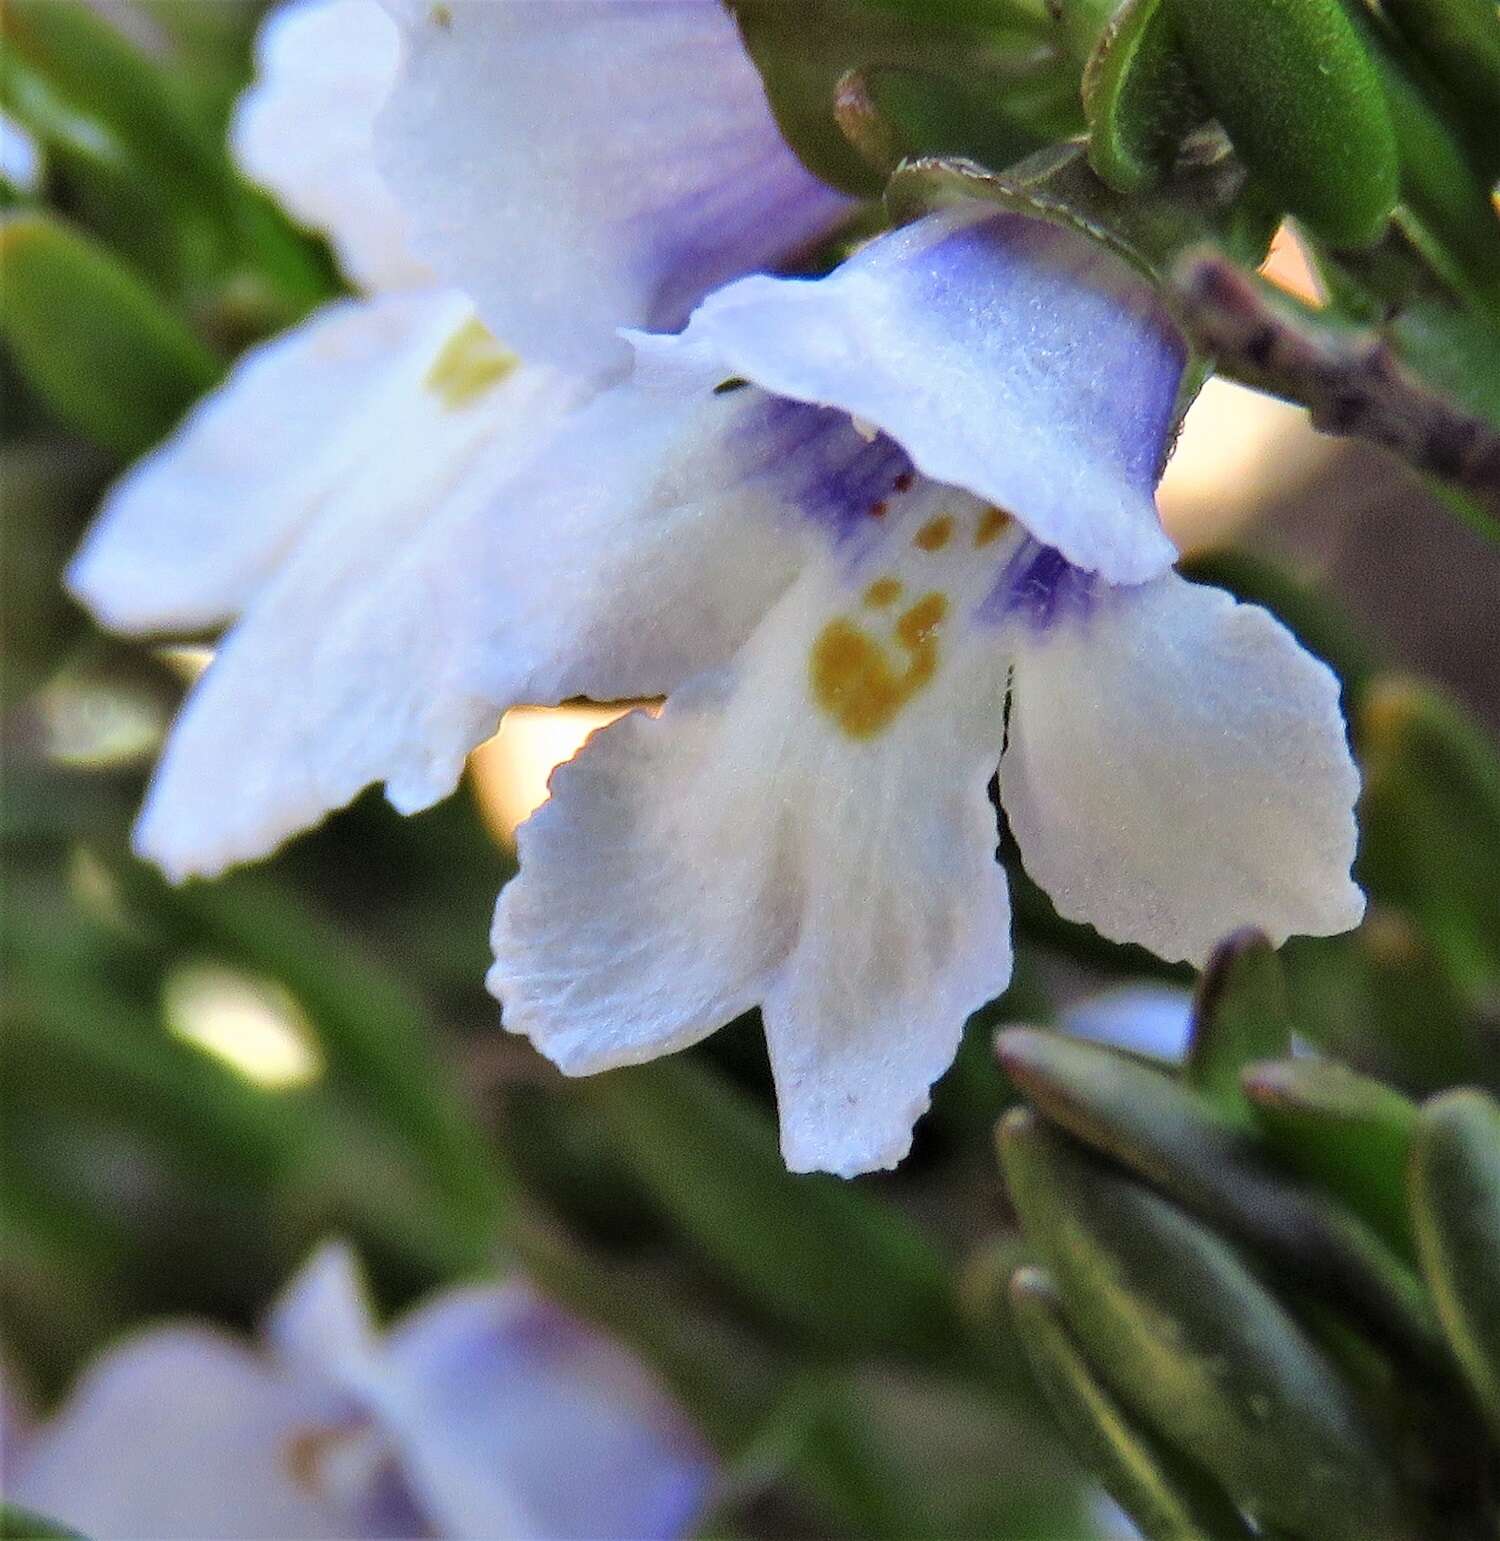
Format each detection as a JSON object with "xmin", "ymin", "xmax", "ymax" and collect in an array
[
  {"xmin": 730, "ymin": 0, "xmax": 1067, "ymax": 197},
  {"xmin": 832, "ymin": 65, "xmax": 1050, "ymax": 182},
  {"xmin": 1241, "ymin": 1059, "xmax": 1419, "ymax": 1262},
  {"xmin": 1379, "ymin": 0, "xmax": 1500, "ymax": 178},
  {"xmin": 1334, "ymin": 0, "xmax": 1500, "ymax": 315},
  {"xmin": 1357, "ymin": 676, "xmax": 1500, "ymax": 1009},
  {"xmin": 994, "ymin": 1027, "xmax": 1445, "ymax": 1370},
  {"xmin": 0, "ymin": 0, "xmax": 333, "ymax": 312},
  {"xmin": 1083, "ymin": 0, "xmax": 1207, "ymax": 192},
  {"xmin": 1051, "ymin": 0, "xmax": 1124, "ymax": 61},
  {"xmin": 1409, "ymin": 1089, "xmax": 1500, "ymax": 1444},
  {"xmin": 1009, "ymin": 1266, "xmax": 1255, "ymax": 1539},
  {"xmin": 1165, "ymin": 0, "xmax": 1400, "ymax": 247},
  {"xmin": 1, "ymin": 0, "xmax": 229, "ymax": 212},
  {"xmin": 998, "ymin": 1109, "xmax": 1423, "ymax": 1541},
  {"xmin": 0, "ymin": 213, "xmax": 219, "ymax": 453},
  {"xmin": 575, "ymin": 1056, "xmax": 966, "ymax": 1361},
  {"xmin": 0, "ymin": 1504, "xmax": 87, "ymax": 1540},
  {"xmin": 1183, "ymin": 929, "xmax": 1291, "ymax": 1119}
]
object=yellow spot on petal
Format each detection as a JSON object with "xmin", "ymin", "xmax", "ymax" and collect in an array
[
  {"xmin": 863, "ymin": 577, "xmax": 903, "ymax": 608},
  {"xmin": 975, "ymin": 507, "xmax": 1012, "ymax": 547},
  {"xmin": 897, "ymin": 591, "xmax": 949, "ymax": 647},
  {"xmin": 429, "ymin": 3, "xmax": 454, "ymax": 28},
  {"xmin": 425, "ymin": 318, "xmax": 517, "ymax": 409},
  {"xmin": 913, "ymin": 515, "xmax": 954, "ymax": 552},
  {"xmin": 810, "ymin": 591, "xmax": 949, "ymax": 740}
]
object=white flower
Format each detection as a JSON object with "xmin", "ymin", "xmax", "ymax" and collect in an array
[
  {"xmin": 2, "ymin": 1244, "xmax": 714, "ymax": 1540},
  {"xmin": 67, "ymin": 3, "xmax": 1364, "ymax": 1178},
  {"xmin": 484, "ymin": 208, "xmax": 1362, "ymax": 1177}
]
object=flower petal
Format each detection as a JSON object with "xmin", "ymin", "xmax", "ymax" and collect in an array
[
  {"xmin": 131, "ymin": 375, "xmax": 809, "ymax": 879},
  {"xmin": 265, "ymin": 1241, "xmax": 382, "ymax": 1388},
  {"xmin": 635, "ymin": 205, "xmax": 1185, "ymax": 583},
  {"xmin": 67, "ymin": 288, "xmax": 478, "ymax": 635},
  {"xmin": 492, "ymin": 486, "xmax": 1016, "ymax": 1176},
  {"xmin": 374, "ymin": 0, "xmax": 852, "ymax": 374},
  {"xmin": 6, "ymin": 1328, "xmax": 345, "ymax": 1541},
  {"xmin": 370, "ymin": 1284, "xmax": 715, "ymax": 1540},
  {"xmin": 1000, "ymin": 572, "xmax": 1365, "ymax": 964},
  {"xmin": 1059, "ymin": 984, "xmax": 1195, "ymax": 1060},
  {"xmin": 233, "ymin": 0, "xmax": 429, "ymax": 291}
]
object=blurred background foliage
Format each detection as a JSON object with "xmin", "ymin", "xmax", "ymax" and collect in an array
[{"xmin": 2, "ymin": 2, "xmax": 1499, "ymax": 1537}]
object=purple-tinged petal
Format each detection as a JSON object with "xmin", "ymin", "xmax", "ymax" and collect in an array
[
  {"xmin": 374, "ymin": 0, "xmax": 854, "ymax": 375},
  {"xmin": 5, "ymin": 1327, "xmax": 348, "ymax": 1541},
  {"xmin": 265, "ymin": 1241, "xmax": 383, "ymax": 1389},
  {"xmin": 635, "ymin": 205, "xmax": 1186, "ymax": 583},
  {"xmin": 370, "ymin": 1284, "xmax": 715, "ymax": 1540}
]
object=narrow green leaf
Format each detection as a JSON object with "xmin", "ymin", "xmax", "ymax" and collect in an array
[
  {"xmin": 1348, "ymin": 0, "xmax": 1500, "ymax": 314},
  {"xmin": 1010, "ymin": 1266, "xmax": 1255, "ymax": 1540},
  {"xmin": 1409, "ymin": 1089, "xmax": 1500, "ymax": 1444},
  {"xmin": 1083, "ymin": 0, "xmax": 1207, "ymax": 192},
  {"xmin": 995, "ymin": 1027, "xmax": 1445, "ymax": 1370},
  {"xmin": 1358, "ymin": 676, "xmax": 1500, "ymax": 1009},
  {"xmin": 1379, "ymin": 0, "xmax": 1500, "ymax": 177},
  {"xmin": 576, "ymin": 1056, "xmax": 964, "ymax": 1360},
  {"xmin": 1052, "ymin": 0, "xmax": 1124, "ymax": 61},
  {"xmin": 1166, "ymin": 0, "xmax": 1399, "ymax": 246},
  {"xmin": 0, "ymin": 213, "xmax": 218, "ymax": 454},
  {"xmin": 998, "ymin": 1110, "xmax": 1424, "ymax": 1540},
  {"xmin": 1241, "ymin": 1058, "xmax": 1419, "ymax": 1260},
  {"xmin": 1183, "ymin": 929, "xmax": 1291, "ymax": 1119}
]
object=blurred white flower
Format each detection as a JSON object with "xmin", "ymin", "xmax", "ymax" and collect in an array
[{"xmin": 3, "ymin": 1243, "xmax": 714, "ymax": 1540}]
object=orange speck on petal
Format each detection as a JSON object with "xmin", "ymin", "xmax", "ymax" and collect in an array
[
  {"xmin": 914, "ymin": 515, "xmax": 954, "ymax": 552},
  {"xmin": 896, "ymin": 592, "xmax": 949, "ymax": 647},
  {"xmin": 975, "ymin": 507, "xmax": 1012, "ymax": 547},
  {"xmin": 864, "ymin": 577, "xmax": 903, "ymax": 608}
]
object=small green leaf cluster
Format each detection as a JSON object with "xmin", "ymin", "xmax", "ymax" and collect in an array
[{"xmin": 997, "ymin": 931, "xmax": 1500, "ymax": 1541}]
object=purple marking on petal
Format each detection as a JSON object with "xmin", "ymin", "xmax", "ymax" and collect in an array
[
  {"xmin": 733, "ymin": 394, "xmax": 914, "ymax": 541},
  {"xmin": 918, "ymin": 214, "xmax": 1186, "ymax": 489},
  {"xmin": 353, "ymin": 1460, "xmax": 436, "ymax": 1540},
  {"xmin": 646, "ymin": 139, "xmax": 854, "ymax": 334},
  {"xmin": 985, "ymin": 540, "xmax": 1100, "ymax": 631}
]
